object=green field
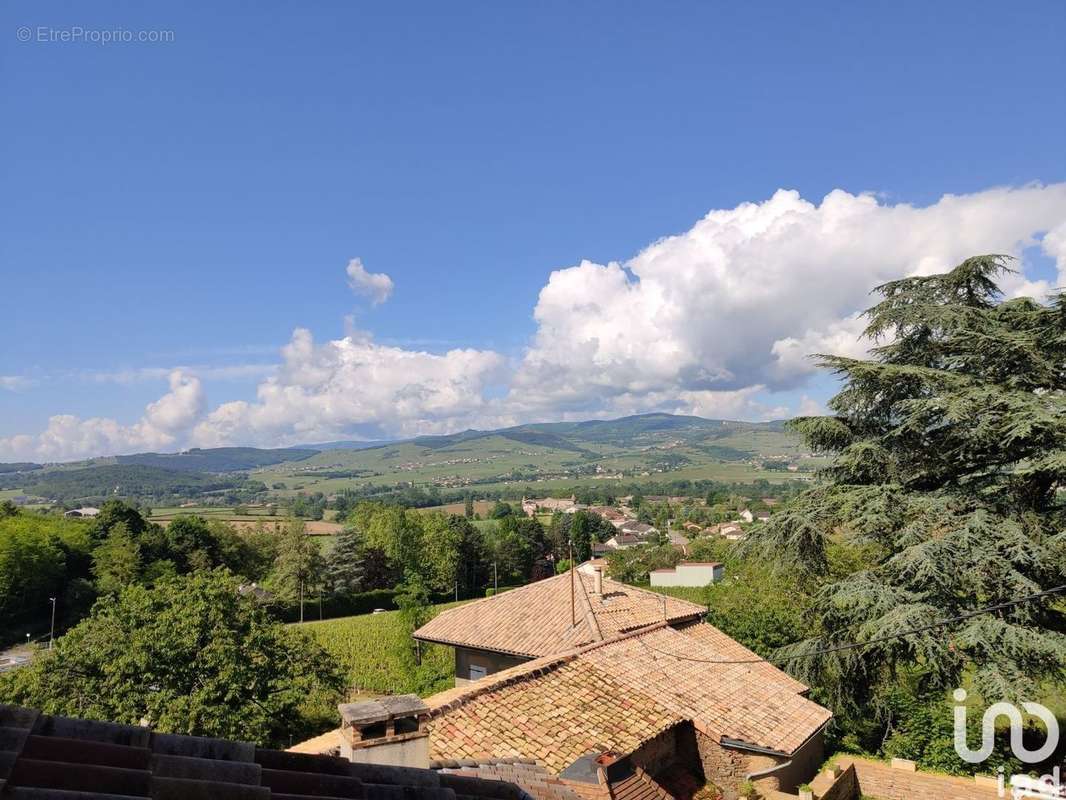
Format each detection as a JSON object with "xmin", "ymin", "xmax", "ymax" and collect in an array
[{"xmin": 296, "ymin": 602, "xmax": 468, "ymax": 697}]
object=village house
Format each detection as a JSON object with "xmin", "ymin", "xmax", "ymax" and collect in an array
[
  {"xmin": 62, "ymin": 506, "xmax": 100, "ymax": 518},
  {"xmin": 412, "ymin": 567, "xmax": 705, "ymax": 684},
  {"xmin": 592, "ymin": 531, "xmax": 645, "ymax": 554},
  {"xmin": 586, "ymin": 505, "xmax": 628, "ymax": 526},
  {"xmin": 522, "ymin": 496, "xmax": 581, "ymax": 516},
  {"xmin": 618, "ymin": 520, "xmax": 657, "ymax": 538},
  {"xmin": 297, "ymin": 571, "xmax": 832, "ymax": 799},
  {"xmin": 418, "ymin": 623, "xmax": 830, "ymax": 798},
  {"xmin": 706, "ymin": 522, "xmax": 744, "ymax": 541}
]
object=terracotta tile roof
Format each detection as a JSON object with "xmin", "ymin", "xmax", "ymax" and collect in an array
[
  {"xmin": 0, "ymin": 703, "xmax": 524, "ymax": 800},
  {"xmin": 607, "ymin": 767, "xmax": 673, "ymax": 800},
  {"xmin": 672, "ymin": 620, "xmax": 809, "ymax": 695},
  {"xmin": 580, "ymin": 625, "xmax": 830, "ymax": 755},
  {"xmin": 426, "ymin": 659, "xmax": 682, "ymax": 773},
  {"xmin": 425, "ymin": 622, "xmax": 830, "ymax": 766},
  {"xmin": 413, "ymin": 572, "xmax": 706, "ymax": 657}
]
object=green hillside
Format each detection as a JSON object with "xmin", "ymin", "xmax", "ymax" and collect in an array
[
  {"xmin": 114, "ymin": 446, "xmax": 318, "ymax": 473},
  {"xmin": 0, "ymin": 414, "xmax": 820, "ymax": 507},
  {"xmin": 13, "ymin": 464, "xmax": 262, "ymax": 505},
  {"xmin": 255, "ymin": 413, "xmax": 820, "ymax": 497}
]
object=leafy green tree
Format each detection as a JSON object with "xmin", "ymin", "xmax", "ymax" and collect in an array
[
  {"xmin": 230, "ymin": 520, "xmax": 279, "ymax": 582},
  {"xmin": 0, "ymin": 510, "xmax": 93, "ymax": 638},
  {"xmin": 703, "ymin": 562, "xmax": 814, "ymax": 657},
  {"xmin": 464, "ymin": 494, "xmax": 474, "ymax": 518},
  {"xmin": 87, "ymin": 499, "xmax": 149, "ymax": 542},
  {"xmin": 489, "ymin": 501, "xmax": 514, "ymax": 519},
  {"xmin": 0, "ymin": 570, "xmax": 343, "ymax": 747},
  {"xmin": 270, "ymin": 518, "xmax": 324, "ymax": 622},
  {"xmin": 551, "ymin": 511, "xmax": 614, "ymax": 564},
  {"xmin": 160, "ymin": 515, "xmax": 222, "ymax": 573},
  {"xmin": 364, "ymin": 506, "xmax": 422, "ymax": 576},
  {"xmin": 605, "ymin": 544, "xmax": 680, "ymax": 583},
  {"xmin": 744, "ymin": 256, "xmax": 1066, "ymax": 733},
  {"xmin": 485, "ymin": 515, "xmax": 545, "ymax": 585},
  {"xmin": 421, "ymin": 514, "xmax": 487, "ymax": 597},
  {"xmin": 395, "ymin": 570, "xmax": 432, "ymax": 630},
  {"xmin": 91, "ymin": 523, "xmax": 142, "ymax": 595}
]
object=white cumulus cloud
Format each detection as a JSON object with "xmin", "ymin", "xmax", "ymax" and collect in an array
[
  {"xmin": 508, "ymin": 184, "xmax": 1066, "ymax": 421},
  {"xmin": 190, "ymin": 328, "xmax": 507, "ymax": 447},
  {"xmin": 0, "ymin": 371, "xmax": 205, "ymax": 462},
  {"xmin": 346, "ymin": 258, "xmax": 394, "ymax": 305}
]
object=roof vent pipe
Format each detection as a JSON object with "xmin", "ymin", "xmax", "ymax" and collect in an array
[{"xmin": 592, "ymin": 566, "xmax": 603, "ymax": 595}]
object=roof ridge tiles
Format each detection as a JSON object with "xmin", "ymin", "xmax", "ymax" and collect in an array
[{"xmin": 572, "ymin": 570, "xmax": 603, "ymax": 644}]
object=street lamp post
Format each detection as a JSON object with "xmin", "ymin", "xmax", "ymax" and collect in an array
[{"xmin": 49, "ymin": 597, "xmax": 56, "ymax": 650}]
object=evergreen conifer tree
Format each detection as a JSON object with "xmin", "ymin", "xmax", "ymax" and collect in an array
[{"xmin": 745, "ymin": 256, "xmax": 1066, "ymax": 715}]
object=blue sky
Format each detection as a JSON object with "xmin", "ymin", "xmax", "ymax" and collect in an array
[{"xmin": 2, "ymin": 1, "xmax": 1065, "ymax": 460}]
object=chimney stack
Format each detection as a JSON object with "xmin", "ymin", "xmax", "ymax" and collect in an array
[
  {"xmin": 592, "ymin": 565, "xmax": 603, "ymax": 595},
  {"xmin": 337, "ymin": 695, "xmax": 430, "ymax": 767}
]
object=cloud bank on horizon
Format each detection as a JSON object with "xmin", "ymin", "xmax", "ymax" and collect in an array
[{"xmin": 4, "ymin": 183, "xmax": 1066, "ymax": 462}]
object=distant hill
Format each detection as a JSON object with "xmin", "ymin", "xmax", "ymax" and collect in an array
[
  {"xmin": 113, "ymin": 447, "xmax": 318, "ymax": 473},
  {"xmin": 17, "ymin": 464, "xmax": 256, "ymax": 504},
  {"xmin": 0, "ymin": 462, "xmax": 42, "ymax": 474},
  {"xmin": 251, "ymin": 412, "xmax": 816, "ymax": 497},
  {"xmin": 387, "ymin": 413, "xmax": 786, "ymax": 451},
  {"xmin": 297, "ymin": 440, "xmax": 394, "ymax": 452},
  {"xmin": 0, "ymin": 413, "xmax": 813, "ymax": 504}
]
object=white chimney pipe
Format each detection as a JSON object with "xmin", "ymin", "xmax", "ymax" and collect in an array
[{"xmin": 593, "ymin": 566, "xmax": 603, "ymax": 595}]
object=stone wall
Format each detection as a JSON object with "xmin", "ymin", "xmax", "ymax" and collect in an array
[
  {"xmin": 629, "ymin": 724, "xmax": 682, "ymax": 773},
  {"xmin": 695, "ymin": 731, "xmax": 751, "ymax": 798},
  {"xmin": 807, "ymin": 763, "xmax": 860, "ymax": 800},
  {"xmin": 809, "ymin": 756, "xmax": 1000, "ymax": 800},
  {"xmin": 750, "ymin": 730, "xmax": 824, "ymax": 794}
]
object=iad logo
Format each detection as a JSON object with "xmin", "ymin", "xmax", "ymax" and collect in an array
[{"xmin": 953, "ymin": 688, "xmax": 1060, "ymax": 764}]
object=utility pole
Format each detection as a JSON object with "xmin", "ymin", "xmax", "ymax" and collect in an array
[
  {"xmin": 493, "ymin": 562, "xmax": 498, "ymax": 593},
  {"xmin": 49, "ymin": 597, "xmax": 56, "ymax": 650}
]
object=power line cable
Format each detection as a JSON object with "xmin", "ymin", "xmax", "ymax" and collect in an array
[{"xmin": 637, "ymin": 584, "xmax": 1066, "ymax": 666}]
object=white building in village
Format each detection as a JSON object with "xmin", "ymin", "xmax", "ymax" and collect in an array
[{"xmin": 650, "ymin": 561, "xmax": 725, "ymax": 587}]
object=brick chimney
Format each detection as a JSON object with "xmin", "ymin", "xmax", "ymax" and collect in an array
[{"xmin": 337, "ymin": 695, "xmax": 430, "ymax": 768}]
